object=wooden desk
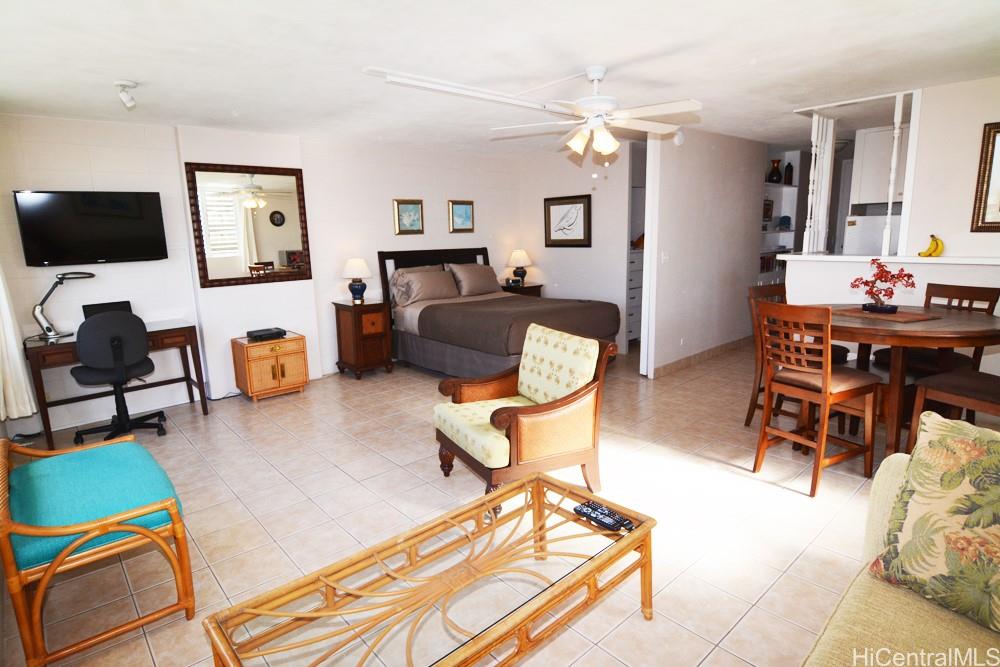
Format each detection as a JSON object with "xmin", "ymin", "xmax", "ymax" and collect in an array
[{"xmin": 23, "ymin": 319, "xmax": 208, "ymax": 449}]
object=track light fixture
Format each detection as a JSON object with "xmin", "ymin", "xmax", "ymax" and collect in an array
[{"xmin": 114, "ymin": 80, "xmax": 137, "ymax": 110}]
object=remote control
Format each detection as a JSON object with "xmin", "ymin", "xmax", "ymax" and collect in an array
[{"xmin": 573, "ymin": 500, "xmax": 635, "ymax": 532}]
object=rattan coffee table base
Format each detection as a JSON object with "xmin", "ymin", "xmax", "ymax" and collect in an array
[{"xmin": 204, "ymin": 474, "xmax": 655, "ymax": 666}]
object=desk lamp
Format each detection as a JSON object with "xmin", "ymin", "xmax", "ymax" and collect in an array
[{"xmin": 33, "ymin": 272, "xmax": 95, "ymax": 339}]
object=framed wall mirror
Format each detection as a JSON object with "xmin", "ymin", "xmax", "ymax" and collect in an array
[{"xmin": 184, "ymin": 162, "xmax": 312, "ymax": 288}]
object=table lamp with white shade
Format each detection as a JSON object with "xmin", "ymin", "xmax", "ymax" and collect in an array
[
  {"xmin": 507, "ymin": 249, "xmax": 533, "ymax": 283},
  {"xmin": 342, "ymin": 258, "xmax": 372, "ymax": 304}
]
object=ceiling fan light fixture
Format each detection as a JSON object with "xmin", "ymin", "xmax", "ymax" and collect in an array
[
  {"xmin": 566, "ymin": 128, "xmax": 590, "ymax": 155},
  {"xmin": 591, "ymin": 126, "xmax": 620, "ymax": 155},
  {"xmin": 242, "ymin": 194, "xmax": 267, "ymax": 209}
]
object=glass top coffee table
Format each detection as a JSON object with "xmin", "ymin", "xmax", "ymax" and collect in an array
[{"xmin": 203, "ymin": 474, "xmax": 655, "ymax": 666}]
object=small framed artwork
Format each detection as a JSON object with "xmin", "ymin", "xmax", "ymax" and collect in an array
[
  {"xmin": 971, "ymin": 122, "xmax": 1000, "ymax": 232},
  {"xmin": 448, "ymin": 200, "xmax": 474, "ymax": 233},
  {"xmin": 544, "ymin": 194, "xmax": 591, "ymax": 247},
  {"xmin": 393, "ymin": 199, "xmax": 424, "ymax": 235}
]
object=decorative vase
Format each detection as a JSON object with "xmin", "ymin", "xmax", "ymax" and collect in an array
[
  {"xmin": 766, "ymin": 160, "xmax": 783, "ymax": 183},
  {"xmin": 783, "ymin": 162, "xmax": 794, "ymax": 185},
  {"xmin": 348, "ymin": 279, "xmax": 367, "ymax": 304},
  {"xmin": 862, "ymin": 303, "xmax": 898, "ymax": 314}
]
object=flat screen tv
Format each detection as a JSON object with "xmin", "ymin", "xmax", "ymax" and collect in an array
[{"xmin": 13, "ymin": 191, "xmax": 168, "ymax": 266}]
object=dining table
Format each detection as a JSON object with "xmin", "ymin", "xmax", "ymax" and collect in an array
[{"xmin": 825, "ymin": 304, "xmax": 1000, "ymax": 454}]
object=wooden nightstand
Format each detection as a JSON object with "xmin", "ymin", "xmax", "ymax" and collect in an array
[
  {"xmin": 332, "ymin": 300, "xmax": 393, "ymax": 379},
  {"xmin": 501, "ymin": 283, "xmax": 543, "ymax": 297},
  {"xmin": 232, "ymin": 332, "xmax": 309, "ymax": 401}
]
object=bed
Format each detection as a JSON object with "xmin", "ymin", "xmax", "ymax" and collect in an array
[{"xmin": 377, "ymin": 247, "xmax": 619, "ymax": 377}]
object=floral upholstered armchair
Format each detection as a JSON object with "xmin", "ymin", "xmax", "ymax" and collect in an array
[{"xmin": 434, "ymin": 323, "xmax": 617, "ymax": 513}]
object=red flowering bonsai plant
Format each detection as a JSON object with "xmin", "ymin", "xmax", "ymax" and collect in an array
[{"xmin": 850, "ymin": 258, "xmax": 916, "ymax": 311}]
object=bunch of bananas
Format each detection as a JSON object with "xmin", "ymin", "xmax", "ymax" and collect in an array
[{"xmin": 918, "ymin": 234, "xmax": 945, "ymax": 257}]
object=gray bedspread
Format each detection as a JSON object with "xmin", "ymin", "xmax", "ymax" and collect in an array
[{"xmin": 417, "ymin": 295, "xmax": 620, "ymax": 356}]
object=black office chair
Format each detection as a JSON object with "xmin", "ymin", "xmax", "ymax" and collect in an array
[{"xmin": 71, "ymin": 311, "xmax": 167, "ymax": 444}]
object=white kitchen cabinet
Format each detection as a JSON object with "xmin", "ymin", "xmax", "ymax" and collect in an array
[{"xmin": 850, "ymin": 125, "xmax": 909, "ymax": 205}]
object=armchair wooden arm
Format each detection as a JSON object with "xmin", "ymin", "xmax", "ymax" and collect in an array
[
  {"xmin": 491, "ymin": 382, "xmax": 602, "ymax": 466},
  {"xmin": 4, "ymin": 434, "xmax": 136, "ymax": 460},
  {"xmin": 439, "ymin": 365, "xmax": 520, "ymax": 403}
]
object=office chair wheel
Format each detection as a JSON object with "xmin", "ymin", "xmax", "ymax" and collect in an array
[
  {"xmin": 156, "ymin": 425, "xmax": 166, "ymax": 436},
  {"xmin": 73, "ymin": 434, "xmax": 84, "ymax": 445}
]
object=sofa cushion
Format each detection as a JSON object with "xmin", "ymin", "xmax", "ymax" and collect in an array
[
  {"xmin": 517, "ymin": 323, "xmax": 599, "ymax": 404},
  {"xmin": 869, "ymin": 411, "xmax": 1000, "ymax": 632},
  {"xmin": 804, "ymin": 568, "xmax": 998, "ymax": 666},
  {"xmin": 9, "ymin": 442, "xmax": 181, "ymax": 570},
  {"xmin": 434, "ymin": 396, "xmax": 535, "ymax": 468}
]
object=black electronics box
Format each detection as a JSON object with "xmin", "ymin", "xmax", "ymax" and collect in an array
[{"xmin": 247, "ymin": 327, "xmax": 286, "ymax": 342}]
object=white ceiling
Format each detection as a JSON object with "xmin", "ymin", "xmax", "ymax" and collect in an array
[{"xmin": 2, "ymin": 1, "xmax": 998, "ymax": 152}]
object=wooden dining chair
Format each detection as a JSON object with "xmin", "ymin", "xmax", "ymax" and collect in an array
[
  {"xmin": 906, "ymin": 370, "xmax": 1000, "ymax": 453},
  {"xmin": 753, "ymin": 302, "xmax": 880, "ymax": 496},
  {"xmin": 872, "ymin": 283, "xmax": 1000, "ymax": 375},
  {"xmin": 743, "ymin": 284, "xmax": 850, "ymax": 427}
]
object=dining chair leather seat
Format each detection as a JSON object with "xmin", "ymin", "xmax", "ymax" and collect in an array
[
  {"xmin": 915, "ymin": 369, "xmax": 1000, "ymax": 404},
  {"xmin": 775, "ymin": 366, "xmax": 883, "ymax": 394},
  {"xmin": 872, "ymin": 347, "xmax": 974, "ymax": 375}
]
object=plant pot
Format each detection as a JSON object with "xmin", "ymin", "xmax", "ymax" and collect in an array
[{"xmin": 862, "ymin": 303, "xmax": 898, "ymax": 314}]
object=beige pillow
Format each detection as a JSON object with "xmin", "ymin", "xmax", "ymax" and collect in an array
[
  {"xmin": 394, "ymin": 270, "xmax": 459, "ymax": 307},
  {"xmin": 447, "ymin": 263, "xmax": 501, "ymax": 297},
  {"xmin": 388, "ymin": 264, "xmax": 442, "ymax": 305}
]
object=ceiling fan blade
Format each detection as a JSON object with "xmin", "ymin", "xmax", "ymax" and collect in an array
[
  {"xmin": 615, "ymin": 99, "xmax": 703, "ymax": 119},
  {"xmin": 608, "ymin": 118, "xmax": 680, "ymax": 135},
  {"xmin": 490, "ymin": 119, "xmax": 584, "ymax": 131},
  {"xmin": 363, "ymin": 66, "xmax": 579, "ymax": 117}
]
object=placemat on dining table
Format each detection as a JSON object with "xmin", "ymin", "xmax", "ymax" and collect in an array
[{"xmin": 833, "ymin": 306, "xmax": 942, "ymax": 323}]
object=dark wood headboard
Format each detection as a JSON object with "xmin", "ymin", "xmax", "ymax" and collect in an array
[{"xmin": 377, "ymin": 247, "xmax": 491, "ymax": 306}]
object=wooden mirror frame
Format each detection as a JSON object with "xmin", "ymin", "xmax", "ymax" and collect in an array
[
  {"xmin": 184, "ymin": 162, "xmax": 313, "ymax": 288},
  {"xmin": 971, "ymin": 122, "xmax": 1000, "ymax": 233}
]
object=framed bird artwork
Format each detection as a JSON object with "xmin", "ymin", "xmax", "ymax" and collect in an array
[{"xmin": 544, "ymin": 194, "xmax": 591, "ymax": 247}]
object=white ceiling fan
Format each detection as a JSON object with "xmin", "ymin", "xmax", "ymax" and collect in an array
[{"xmin": 363, "ymin": 64, "xmax": 701, "ymax": 156}]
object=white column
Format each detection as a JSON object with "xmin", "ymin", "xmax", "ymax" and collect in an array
[
  {"xmin": 803, "ymin": 114, "xmax": 820, "ymax": 253},
  {"xmin": 639, "ymin": 135, "xmax": 663, "ymax": 378},
  {"xmin": 883, "ymin": 93, "xmax": 904, "ymax": 256}
]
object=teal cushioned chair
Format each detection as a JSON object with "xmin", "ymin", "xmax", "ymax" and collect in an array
[{"xmin": 1, "ymin": 435, "xmax": 195, "ymax": 667}]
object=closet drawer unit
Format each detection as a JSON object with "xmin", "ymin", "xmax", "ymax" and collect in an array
[
  {"xmin": 627, "ymin": 251, "xmax": 644, "ymax": 271},
  {"xmin": 626, "ymin": 287, "xmax": 642, "ymax": 312},
  {"xmin": 232, "ymin": 332, "xmax": 309, "ymax": 401}
]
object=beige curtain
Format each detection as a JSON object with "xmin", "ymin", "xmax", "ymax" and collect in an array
[
  {"xmin": 0, "ymin": 260, "xmax": 37, "ymax": 420},
  {"xmin": 242, "ymin": 208, "xmax": 259, "ymax": 268}
]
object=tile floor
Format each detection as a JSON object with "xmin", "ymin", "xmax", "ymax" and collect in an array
[{"xmin": 6, "ymin": 344, "xmax": 992, "ymax": 666}]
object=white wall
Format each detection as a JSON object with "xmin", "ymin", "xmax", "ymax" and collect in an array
[
  {"xmin": 514, "ymin": 146, "xmax": 632, "ymax": 351},
  {"xmin": 651, "ymin": 129, "xmax": 767, "ymax": 368},
  {"xmin": 0, "ymin": 114, "xmax": 197, "ymax": 431},
  {"xmin": 905, "ymin": 76, "xmax": 1000, "ymax": 257},
  {"xmin": 252, "ymin": 192, "xmax": 301, "ymax": 265},
  {"xmin": 300, "ymin": 136, "xmax": 522, "ymax": 375},
  {"xmin": 176, "ymin": 126, "xmax": 322, "ymax": 398}
]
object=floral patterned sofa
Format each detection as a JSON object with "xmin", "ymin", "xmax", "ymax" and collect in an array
[{"xmin": 804, "ymin": 412, "xmax": 998, "ymax": 665}]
